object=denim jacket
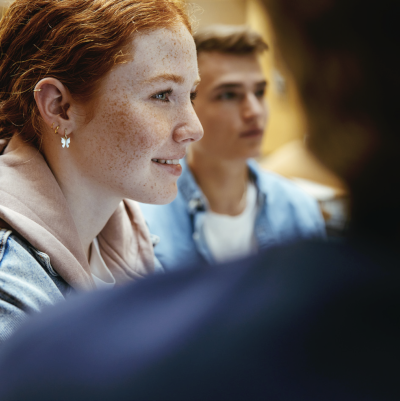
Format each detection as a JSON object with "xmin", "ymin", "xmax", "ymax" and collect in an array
[
  {"xmin": 0, "ymin": 229, "xmax": 71, "ymax": 344},
  {"xmin": 140, "ymin": 159, "xmax": 326, "ymax": 271}
]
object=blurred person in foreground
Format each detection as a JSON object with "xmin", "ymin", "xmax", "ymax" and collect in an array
[
  {"xmin": 0, "ymin": 0, "xmax": 399, "ymax": 400},
  {"xmin": 140, "ymin": 25, "xmax": 325, "ymax": 270}
]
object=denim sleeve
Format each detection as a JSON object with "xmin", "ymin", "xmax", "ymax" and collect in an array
[{"xmin": 0, "ymin": 230, "xmax": 65, "ymax": 344}]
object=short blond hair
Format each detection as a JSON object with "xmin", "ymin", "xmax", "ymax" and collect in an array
[{"xmin": 194, "ymin": 24, "xmax": 268, "ymax": 55}]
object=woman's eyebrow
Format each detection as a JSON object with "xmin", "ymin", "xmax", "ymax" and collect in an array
[
  {"xmin": 143, "ymin": 74, "xmax": 200, "ymax": 86},
  {"xmin": 144, "ymin": 73, "xmax": 185, "ymax": 85}
]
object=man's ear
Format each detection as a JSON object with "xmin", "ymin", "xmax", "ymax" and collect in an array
[{"xmin": 34, "ymin": 77, "xmax": 75, "ymax": 136}]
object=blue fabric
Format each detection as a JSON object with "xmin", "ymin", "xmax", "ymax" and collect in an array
[
  {"xmin": 140, "ymin": 158, "xmax": 326, "ymax": 270},
  {"xmin": 0, "ymin": 229, "xmax": 70, "ymax": 344},
  {"xmin": 0, "ymin": 238, "xmax": 398, "ymax": 400}
]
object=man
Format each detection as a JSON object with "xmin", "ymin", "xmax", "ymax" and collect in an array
[
  {"xmin": 140, "ymin": 25, "xmax": 325, "ymax": 270},
  {"xmin": 0, "ymin": 1, "xmax": 398, "ymax": 399}
]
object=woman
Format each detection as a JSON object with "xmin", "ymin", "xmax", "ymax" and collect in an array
[{"xmin": 0, "ymin": 0, "xmax": 203, "ymax": 343}]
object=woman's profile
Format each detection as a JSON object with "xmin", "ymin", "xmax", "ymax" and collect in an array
[{"xmin": 0, "ymin": 0, "xmax": 203, "ymax": 343}]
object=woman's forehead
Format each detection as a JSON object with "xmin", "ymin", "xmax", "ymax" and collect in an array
[
  {"xmin": 129, "ymin": 26, "xmax": 197, "ymax": 78},
  {"xmin": 98, "ymin": 26, "xmax": 198, "ymax": 94}
]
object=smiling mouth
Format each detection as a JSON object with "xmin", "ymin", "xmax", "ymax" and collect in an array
[
  {"xmin": 151, "ymin": 159, "xmax": 180, "ymax": 165},
  {"xmin": 151, "ymin": 158, "xmax": 182, "ymax": 177}
]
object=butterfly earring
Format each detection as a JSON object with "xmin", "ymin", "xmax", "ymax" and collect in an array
[{"xmin": 61, "ymin": 129, "xmax": 71, "ymax": 148}]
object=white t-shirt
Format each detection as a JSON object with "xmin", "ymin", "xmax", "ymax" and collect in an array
[
  {"xmin": 89, "ymin": 237, "xmax": 116, "ymax": 289},
  {"xmin": 202, "ymin": 182, "xmax": 258, "ymax": 263}
]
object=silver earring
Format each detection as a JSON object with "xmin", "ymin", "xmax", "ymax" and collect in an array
[{"xmin": 61, "ymin": 129, "xmax": 70, "ymax": 148}]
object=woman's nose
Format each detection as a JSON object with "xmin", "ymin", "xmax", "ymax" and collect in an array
[{"xmin": 173, "ymin": 106, "xmax": 204, "ymax": 144}]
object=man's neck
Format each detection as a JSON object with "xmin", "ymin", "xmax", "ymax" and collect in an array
[{"xmin": 187, "ymin": 148, "xmax": 250, "ymax": 216}]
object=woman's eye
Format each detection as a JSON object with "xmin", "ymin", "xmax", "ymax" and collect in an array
[
  {"xmin": 153, "ymin": 90, "xmax": 172, "ymax": 102},
  {"xmin": 155, "ymin": 93, "xmax": 167, "ymax": 100}
]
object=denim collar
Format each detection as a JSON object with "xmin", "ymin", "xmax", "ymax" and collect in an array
[
  {"xmin": 178, "ymin": 158, "xmax": 207, "ymax": 214},
  {"xmin": 178, "ymin": 158, "xmax": 265, "ymax": 215}
]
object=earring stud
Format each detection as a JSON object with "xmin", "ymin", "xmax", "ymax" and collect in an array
[{"xmin": 54, "ymin": 126, "xmax": 60, "ymax": 135}]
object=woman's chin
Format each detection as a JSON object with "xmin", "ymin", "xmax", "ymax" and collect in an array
[
  {"xmin": 131, "ymin": 184, "xmax": 178, "ymax": 205},
  {"xmin": 154, "ymin": 188, "xmax": 179, "ymax": 205}
]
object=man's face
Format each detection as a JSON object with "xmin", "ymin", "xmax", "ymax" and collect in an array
[{"xmin": 192, "ymin": 51, "xmax": 268, "ymax": 160}]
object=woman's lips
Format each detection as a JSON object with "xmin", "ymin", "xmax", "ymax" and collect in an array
[
  {"xmin": 151, "ymin": 158, "xmax": 183, "ymax": 177},
  {"xmin": 239, "ymin": 128, "xmax": 263, "ymax": 138}
]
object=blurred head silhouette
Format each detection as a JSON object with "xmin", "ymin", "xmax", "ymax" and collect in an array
[{"xmin": 261, "ymin": 0, "xmax": 399, "ymax": 240}]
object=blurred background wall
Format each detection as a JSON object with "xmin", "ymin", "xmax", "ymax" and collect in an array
[{"xmin": 0, "ymin": 2, "xmax": 8, "ymax": 17}]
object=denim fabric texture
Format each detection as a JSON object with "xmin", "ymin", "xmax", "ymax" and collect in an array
[
  {"xmin": 140, "ymin": 158, "xmax": 326, "ymax": 271},
  {"xmin": 0, "ymin": 229, "xmax": 70, "ymax": 344}
]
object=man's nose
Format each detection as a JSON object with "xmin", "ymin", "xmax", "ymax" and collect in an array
[
  {"xmin": 242, "ymin": 93, "xmax": 265, "ymax": 121},
  {"xmin": 172, "ymin": 106, "xmax": 204, "ymax": 144}
]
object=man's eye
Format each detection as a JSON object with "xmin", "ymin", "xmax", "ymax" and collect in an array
[
  {"xmin": 219, "ymin": 92, "xmax": 237, "ymax": 101},
  {"xmin": 255, "ymin": 88, "xmax": 266, "ymax": 98}
]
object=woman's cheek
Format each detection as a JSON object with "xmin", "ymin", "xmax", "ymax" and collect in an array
[{"xmin": 91, "ymin": 98, "xmax": 173, "ymax": 172}]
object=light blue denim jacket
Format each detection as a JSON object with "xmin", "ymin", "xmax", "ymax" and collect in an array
[
  {"xmin": 0, "ymin": 229, "xmax": 71, "ymax": 344},
  {"xmin": 140, "ymin": 158, "xmax": 326, "ymax": 271}
]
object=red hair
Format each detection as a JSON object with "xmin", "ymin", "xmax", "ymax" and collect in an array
[{"xmin": 0, "ymin": 0, "xmax": 191, "ymax": 148}]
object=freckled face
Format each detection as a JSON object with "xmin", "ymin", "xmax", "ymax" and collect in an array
[{"xmin": 71, "ymin": 24, "xmax": 203, "ymax": 204}]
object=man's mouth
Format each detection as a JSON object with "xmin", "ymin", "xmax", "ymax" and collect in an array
[{"xmin": 239, "ymin": 128, "xmax": 263, "ymax": 138}]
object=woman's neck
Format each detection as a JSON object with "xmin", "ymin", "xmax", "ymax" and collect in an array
[
  {"xmin": 187, "ymin": 148, "xmax": 249, "ymax": 216},
  {"xmin": 43, "ymin": 145, "xmax": 121, "ymax": 260}
]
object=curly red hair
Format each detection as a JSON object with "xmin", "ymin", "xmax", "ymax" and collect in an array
[{"xmin": 0, "ymin": 0, "xmax": 191, "ymax": 148}]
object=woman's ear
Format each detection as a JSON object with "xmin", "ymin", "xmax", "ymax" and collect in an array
[{"xmin": 34, "ymin": 77, "xmax": 75, "ymax": 136}]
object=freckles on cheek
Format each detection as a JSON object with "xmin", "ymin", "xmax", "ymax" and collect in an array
[
  {"xmin": 82, "ymin": 89, "xmax": 174, "ymax": 202},
  {"xmin": 94, "ymin": 99, "xmax": 161, "ymax": 175}
]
